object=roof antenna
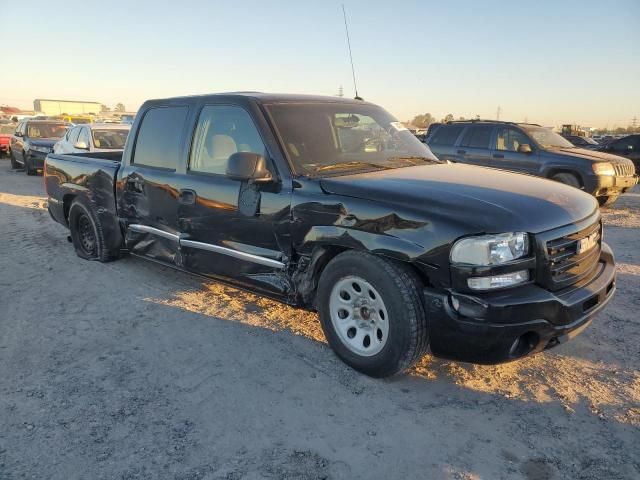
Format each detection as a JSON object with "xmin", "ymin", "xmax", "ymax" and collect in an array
[{"xmin": 342, "ymin": 4, "xmax": 362, "ymax": 100}]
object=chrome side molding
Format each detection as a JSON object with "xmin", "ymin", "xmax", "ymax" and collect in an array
[
  {"xmin": 128, "ymin": 224, "xmax": 180, "ymax": 242},
  {"xmin": 180, "ymin": 239, "xmax": 285, "ymax": 269},
  {"xmin": 128, "ymin": 223, "xmax": 285, "ymax": 269}
]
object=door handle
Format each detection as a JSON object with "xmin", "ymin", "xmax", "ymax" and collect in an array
[
  {"xmin": 178, "ymin": 189, "xmax": 197, "ymax": 205},
  {"xmin": 457, "ymin": 149, "xmax": 466, "ymax": 155},
  {"xmin": 492, "ymin": 153, "xmax": 504, "ymax": 159},
  {"xmin": 126, "ymin": 177, "xmax": 144, "ymax": 192}
]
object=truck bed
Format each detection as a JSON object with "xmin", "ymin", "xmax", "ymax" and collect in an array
[{"xmin": 44, "ymin": 152, "xmax": 123, "ymax": 247}]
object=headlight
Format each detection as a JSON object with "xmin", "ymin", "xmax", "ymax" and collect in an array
[
  {"xmin": 451, "ymin": 232, "xmax": 529, "ymax": 266},
  {"xmin": 592, "ymin": 162, "xmax": 615, "ymax": 176}
]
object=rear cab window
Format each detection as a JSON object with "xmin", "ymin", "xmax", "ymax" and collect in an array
[
  {"xmin": 133, "ymin": 106, "xmax": 189, "ymax": 170},
  {"xmin": 429, "ymin": 125, "xmax": 464, "ymax": 146}
]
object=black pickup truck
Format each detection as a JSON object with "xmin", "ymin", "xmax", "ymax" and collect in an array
[{"xmin": 45, "ymin": 93, "xmax": 616, "ymax": 377}]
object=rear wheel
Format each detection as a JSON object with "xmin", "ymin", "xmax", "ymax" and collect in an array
[
  {"xmin": 68, "ymin": 199, "xmax": 119, "ymax": 262},
  {"xmin": 551, "ymin": 172, "xmax": 580, "ymax": 188},
  {"xmin": 598, "ymin": 194, "xmax": 619, "ymax": 208},
  {"xmin": 317, "ymin": 251, "xmax": 429, "ymax": 377}
]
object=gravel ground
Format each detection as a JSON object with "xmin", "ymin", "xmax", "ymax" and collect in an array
[{"xmin": 0, "ymin": 159, "xmax": 638, "ymax": 480}]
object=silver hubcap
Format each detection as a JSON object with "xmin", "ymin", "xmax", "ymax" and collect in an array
[{"xmin": 329, "ymin": 276, "xmax": 389, "ymax": 356}]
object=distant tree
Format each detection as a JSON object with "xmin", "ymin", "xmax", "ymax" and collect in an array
[
  {"xmin": 100, "ymin": 104, "xmax": 110, "ymax": 112},
  {"xmin": 443, "ymin": 113, "xmax": 454, "ymax": 123},
  {"xmin": 411, "ymin": 113, "xmax": 435, "ymax": 128},
  {"xmin": 458, "ymin": 116, "xmax": 465, "ymax": 121},
  {"xmin": 115, "ymin": 103, "xmax": 126, "ymax": 112}
]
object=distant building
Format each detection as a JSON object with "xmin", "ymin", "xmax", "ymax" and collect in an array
[{"xmin": 33, "ymin": 99, "xmax": 102, "ymax": 116}]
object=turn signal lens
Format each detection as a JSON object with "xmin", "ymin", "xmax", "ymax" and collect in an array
[{"xmin": 467, "ymin": 270, "xmax": 529, "ymax": 290}]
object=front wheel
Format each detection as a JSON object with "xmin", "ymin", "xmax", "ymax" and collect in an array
[
  {"xmin": 317, "ymin": 251, "xmax": 429, "ymax": 377},
  {"xmin": 24, "ymin": 154, "xmax": 35, "ymax": 175},
  {"xmin": 9, "ymin": 149, "xmax": 18, "ymax": 169},
  {"xmin": 598, "ymin": 194, "xmax": 619, "ymax": 208},
  {"xmin": 551, "ymin": 172, "xmax": 580, "ymax": 188}
]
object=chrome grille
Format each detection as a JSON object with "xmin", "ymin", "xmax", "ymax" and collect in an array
[
  {"xmin": 613, "ymin": 162, "xmax": 635, "ymax": 177},
  {"xmin": 545, "ymin": 221, "xmax": 602, "ymax": 289}
]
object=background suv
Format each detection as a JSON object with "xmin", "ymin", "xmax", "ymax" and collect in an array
[
  {"xmin": 597, "ymin": 134, "xmax": 640, "ymax": 170},
  {"xmin": 425, "ymin": 121, "xmax": 637, "ymax": 206}
]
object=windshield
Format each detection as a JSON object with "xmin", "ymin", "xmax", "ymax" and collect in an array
[
  {"xmin": 266, "ymin": 102, "xmax": 440, "ymax": 176},
  {"xmin": 92, "ymin": 128, "xmax": 129, "ymax": 149},
  {"xmin": 27, "ymin": 123, "xmax": 68, "ymax": 139},
  {"xmin": 522, "ymin": 125, "xmax": 575, "ymax": 149}
]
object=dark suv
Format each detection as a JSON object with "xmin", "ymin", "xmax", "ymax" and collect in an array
[
  {"xmin": 596, "ymin": 134, "xmax": 640, "ymax": 170},
  {"xmin": 9, "ymin": 120, "xmax": 68, "ymax": 175},
  {"xmin": 426, "ymin": 121, "xmax": 637, "ymax": 206}
]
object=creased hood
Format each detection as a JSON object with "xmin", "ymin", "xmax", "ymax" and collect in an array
[{"xmin": 320, "ymin": 164, "xmax": 598, "ymax": 234}]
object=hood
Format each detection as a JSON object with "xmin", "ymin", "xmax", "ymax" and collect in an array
[
  {"xmin": 27, "ymin": 138, "xmax": 58, "ymax": 148},
  {"xmin": 319, "ymin": 164, "xmax": 598, "ymax": 234},
  {"xmin": 552, "ymin": 147, "xmax": 633, "ymax": 165}
]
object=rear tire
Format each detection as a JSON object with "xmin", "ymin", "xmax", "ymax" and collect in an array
[
  {"xmin": 68, "ymin": 199, "xmax": 119, "ymax": 262},
  {"xmin": 598, "ymin": 194, "xmax": 619, "ymax": 208},
  {"xmin": 317, "ymin": 250, "xmax": 429, "ymax": 377},
  {"xmin": 551, "ymin": 172, "xmax": 580, "ymax": 188}
]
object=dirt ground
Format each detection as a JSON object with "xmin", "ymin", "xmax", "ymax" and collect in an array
[{"xmin": 0, "ymin": 159, "xmax": 638, "ymax": 480}]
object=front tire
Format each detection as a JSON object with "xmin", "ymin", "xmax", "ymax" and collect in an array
[
  {"xmin": 317, "ymin": 251, "xmax": 429, "ymax": 377},
  {"xmin": 9, "ymin": 149, "xmax": 18, "ymax": 169},
  {"xmin": 551, "ymin": 172, "xmax": 580, "ymax": 188},
  {"xmin": 24, "ymin": 154, "xmax": 35, "ymax": 175},
  {"xmin": 598, "ymin": 194, "xmax": 619, "ymax": 207},
  {"xmin": 68, "ymin": 199, "xmax": 119, "ymax": 262}
]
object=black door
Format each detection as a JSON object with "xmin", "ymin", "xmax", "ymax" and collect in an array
[
  {"xmin": 117, "ymin": 105, "xmax": 190, "ymax": 266},
  {"xmin": 177, "ymin": 104, "xmax": 291, "ymax": 296}
]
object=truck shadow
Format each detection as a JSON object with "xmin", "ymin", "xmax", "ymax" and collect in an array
[{"xmin": 142, "ymin": 268, "xmax": 639, "ymax": 430}]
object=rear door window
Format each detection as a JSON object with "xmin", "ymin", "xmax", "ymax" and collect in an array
[
  {"xmin": 133, "ymin": 106, "xmax": 189, "ymax": 170},
  {"xmin": 429, "ymin": 125, "xmax": 464, "ymax": 146},
  {"xmin": 460, "ymin": 125, "xmax": 494, "ymax": 149}
]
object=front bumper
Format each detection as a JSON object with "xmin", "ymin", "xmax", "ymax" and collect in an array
[
  {"xmin": 424, "ymin": 243, "xmax": 616, "ymax": 364},
  {"xmin": 585, "ymin": 173, "xmax": 638, "ymax": 197}
]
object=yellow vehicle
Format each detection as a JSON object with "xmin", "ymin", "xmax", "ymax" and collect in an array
[{"xmin": 57, "ymin": 115, "xmax": 94, "ymax": 125}]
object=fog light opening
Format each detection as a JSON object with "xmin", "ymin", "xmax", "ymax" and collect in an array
[{"xmin": 508, "ymin": 331, "xmax": 539, "ymax": 358}]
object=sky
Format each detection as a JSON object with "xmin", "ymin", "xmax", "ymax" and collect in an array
[{"xmin": 1, "ymin": 0, "xmax": 638, "ymax": 128}]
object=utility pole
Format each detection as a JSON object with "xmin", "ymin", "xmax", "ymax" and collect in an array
[
  {"xmin": 632, "ymin": 116, "xmax": 638, "ymax": 128},
  {"xmin": 496, "ymin": 106, "xmax": 502, "ymax": 120}
]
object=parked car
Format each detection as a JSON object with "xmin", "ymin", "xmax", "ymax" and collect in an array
[
  {"xmin": 10, "ymin": 120, "xmax": 68, "ymax": 174},
  {"xmin": 45, "ymin": 93, "xmax": 616, "ymax": 377},
  {"xmin": 0, "ymin": 124, "xmax": 15, "ymax": 156},
  {"xmin": 562, "ymin": 134, "xmax": 599, "ymax": 149},
  {"xmin": 426, "ymin": 120, "xmax": 637, "ymax": 206},
  {"xmin": 54, "ymin": 124, "xmax": 130, "ymax": 154},
  {"xmin": 596, "ymin": 134, "xmax": 640, "ymax": 170},
  {"xmin": 59, "ymin": 115, "xmax": 94, "ymax": 125}
]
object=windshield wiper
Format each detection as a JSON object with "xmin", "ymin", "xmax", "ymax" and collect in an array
[
  {"xmin": 385, "ymin": 155, "xmax": 435, "ymax": 165},
  {"xmin": 315, "ymin": 161, "xmax": 394, "ymax": 172}
]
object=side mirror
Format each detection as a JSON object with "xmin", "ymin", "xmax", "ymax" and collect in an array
[
  {"xmin": 518, "ymin": 143, "xmax": 532, "ymax": 154},
  {"xmin": 226, "ymin": 152, "xmax": 273, "ymax": 183},
  {"xmin": 74, "ymin": 141, "xmax": 89, "ymax": 150},
  {"xmin": 14, "ymin": 131, "xmax": 22, "ymax": 137}
]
